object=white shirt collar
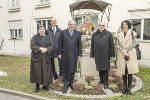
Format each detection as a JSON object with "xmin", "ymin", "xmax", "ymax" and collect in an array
[
  {"xmin": 40, "ymin": 34, "xmax": 45, "ymax": 36},
  {"xmin": 69, "ymin": 29, "xmax": 74, "ymax": 33},
  {"xmin": 52, "ymin": 26, "xmax": 56, "ymax": 30}
]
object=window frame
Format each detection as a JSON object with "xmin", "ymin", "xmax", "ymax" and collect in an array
[
  {"xmin": 9, "ymin": 0, "xmax": 20, "ymax": 10},
  {"xmin": 36, "ymin": 18, "xmax": 51, "ymax": 33},
  {"xmin": 9, "ymin": 29, "xmax": 23, "ymax": 40},
  {"xmin": 36, "ymin": 0, "xmax": 50, "ymax": 6},
  {"xmin": 130, "ymin": 18, "xmax": 150, "ymax": 42}
]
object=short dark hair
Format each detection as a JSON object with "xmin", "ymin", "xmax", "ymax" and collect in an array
[
  {"xmin": 38, "ymin": 25, "xmax": 45, "ymax": 30},
  {"xmin": 121, "ymin": 20, "xmax": 131, "ymax": 29}
]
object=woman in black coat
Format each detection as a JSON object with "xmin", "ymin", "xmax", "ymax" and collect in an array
[{"xmin": 30, "ymin": 25, "xmax": 54, "ymax": 93}]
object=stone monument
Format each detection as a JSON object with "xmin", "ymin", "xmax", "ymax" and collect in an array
[{"xmin": 79, "ymin": 18, "xmax": 99, "ymax": 77}]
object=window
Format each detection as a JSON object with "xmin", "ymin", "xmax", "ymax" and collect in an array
[
  {"xmin": 131, "ymin": 19, "xmax": 141, "ymax": 39},
  {"xmin": 36, "ymin": 19, "xmax": 51, "ymax": 31},
  {"xmin": 144, "ymin": 19, "xmax": 150, "ymax": 40},
  {"xmin": 37, "ymin": 0, "xmax": 50, "ymax": 5},
  {"xmin": 130, "ymin": 18, "xmax": 150, "ymax": 41},
  {"xmin": 9, "ymin": 21, "xmax": 22, "ymax": 39},
  {"xmin": 10, "ymin": 0, "xmax": 19, "ymax": 9},
  {"xmin": 10, "ymin": 29, "xmax": 22, "ymax": 39},
  {"xmin": 75, "ymin": 15, "xmax": 98, "ymax": 31}
]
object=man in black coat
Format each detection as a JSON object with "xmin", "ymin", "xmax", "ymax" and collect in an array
[
  {"xmin": 90, "ymin": 22, "xmax": 115, "ymax": 89},
  {"xmin": 45, "ymin": 18, "xmax": 62, "ymax": 80},
  {"xmin": 58, "ymin": 20, "xmax": 82, "ymax": 94}
]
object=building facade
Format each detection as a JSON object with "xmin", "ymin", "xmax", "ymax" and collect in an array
[{"xmin": 0, "ymin": 0, "xmax": 150, "ymax": 62}]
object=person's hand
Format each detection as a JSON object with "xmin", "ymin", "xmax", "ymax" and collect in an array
[
  {"xmin": 110, "ymin": 57, "xmax": 114, "ymax": 60},
  {"xmin": 78, "ymin": 56, "xmax": 82, "ymax": 61},
  {"xmin": 125, "ymin": 53, "xmax": 129, "ymax": 56},
  {"xmin": 122, "ymin": 50, "xmax": 128, "ymax": 56},
  {"xmin": 39, "ymin": 47, "xmax": 43, "ymax": 51},
  {"xmin": 91, "ymin": 57, "xmax": 95, "ymax": 59},
  {"xmin": 58, "ymin": 55, "xmax": 61, "ymax": 58},
  {"xmin": 41, "ymin": 48, "xmax": 47, "ymax": 53}
]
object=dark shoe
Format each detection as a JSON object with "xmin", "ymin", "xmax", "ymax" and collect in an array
[
  {"xmin": 68, "ymin": 84, "xmax": 73, "ymax": 89},
  {"xmin": 104, "ymin": 84, "xmax": 108, "ymax": 89},
  {"xmin": 34, "ymin": 87, "xmax": 39, "ymax": 93},
  {"xmin": 70, "ymin": 86, "xmax": 73, "ymax": 90},
  {"xmin": 34, "ymin": 84, "xmax": 39, "ymax": 93},
  {"xmin": 122, "ymin": 87, "xmax": 127, "ymax": 94},
  {"xmin": 42, "ymin": 86, "xmax": 50, "ymax": 91},
  {"xmin": 127, "ymin": 87, "xmax": 131, "ymax": 95},
  {"xmin": 98, "ymin": 80, "xmax": 104, "ymax": 84},
  {"xmin": 54, "ymin": 76, "xmax": 58, "ymax": 80},
  {"xmin": 63, "ymin": 86, "xmax": 68, "ymax": 94}
]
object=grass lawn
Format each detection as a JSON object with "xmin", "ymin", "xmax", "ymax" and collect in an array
[{"xmin": 0, "ymin": 55, "xmax": 150, "ymax": 100}]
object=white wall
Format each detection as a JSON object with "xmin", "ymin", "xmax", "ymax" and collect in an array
[
  {"xmin": 0, "ymin": 0, "xmax": 31, "ymax": 57},
  {"xmin": 0, "ymin": 0, "xmax": 150, "ymax": 59},
  {"xmin": 106, "ymin": 0, "xmax": 150, "ymax": 32}
]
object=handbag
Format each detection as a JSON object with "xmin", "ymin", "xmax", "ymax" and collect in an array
[{"xmin": 131, "ymin": 31, "xmax": 141, "ymax": 60}]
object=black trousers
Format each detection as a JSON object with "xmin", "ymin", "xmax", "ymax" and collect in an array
[
  {"xmin": 63, "ymin": 73, "xmax": 75, "ymax": 87},
  {"xmin": 99, "ymin": 70, "xmax": 108, "ymax": 85}
]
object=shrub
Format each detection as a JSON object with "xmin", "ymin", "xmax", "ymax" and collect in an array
[
  {"xmin": 73, "ymin": 83, "xmax": 85, "ymax": 91},
  {"xmin": 94, "ymin": 84, "xmax": 102, "ymax": 91},
  {"xmin": 85, "ymin": 76, "xmax": 94, "ymax": 85}
]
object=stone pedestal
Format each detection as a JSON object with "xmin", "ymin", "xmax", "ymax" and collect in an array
[{"xmin": 81, "ymin": 48, "xmax": 99, "ymax": 77}]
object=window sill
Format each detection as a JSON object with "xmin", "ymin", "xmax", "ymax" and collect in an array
[
  {"xmin": 9, "ymin": 7, "xmax": 20, "ymax": 12},
  {"xmin": 35, "ymin": 3, "xmax": 51, "ymax": 9},
  {"xmin": 8, "ymin": 38, "xmax": 23, "ymax": 40}
]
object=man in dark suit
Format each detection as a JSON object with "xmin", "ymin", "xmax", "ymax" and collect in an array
[
  {"xmin": 58, "ymin": 20, "xmax": 82, "ymax": 94},
  {"xmin": 45, "ymin": 18, "xmax": 62, "ymax": 80}
]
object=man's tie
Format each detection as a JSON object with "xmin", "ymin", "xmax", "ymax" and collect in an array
[
  {"xmin": 53, "ymin": 28, "xmax": 55, "ymax": 35},
  {"xmin": 70, "ymin": 31, "xmax": 73, "ymax": 36}
]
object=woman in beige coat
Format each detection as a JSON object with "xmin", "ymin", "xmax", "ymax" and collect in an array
[{"xmin": 117, "ymin": 20, "xmax": 139, "ymax": 95}]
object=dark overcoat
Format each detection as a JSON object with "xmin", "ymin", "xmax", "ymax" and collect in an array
[
  {"xmin": 30, "ymin": 33, "xmax": 54, "ymax": 86},
  {"xmin": 58, "ymin": 29, "xmax": 82, "ymax": 74},
  {"xmin": 45, "ymin": 25, "xmax": 61, "ymax": 58},
  {"xmin": 90, "ymin": 29, "xmax": 115, "ymax": 71}
]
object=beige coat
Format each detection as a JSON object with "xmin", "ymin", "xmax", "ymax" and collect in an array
[{"xmin": 117, "ymin": 29, "xmax": 139, "ymax": 75}]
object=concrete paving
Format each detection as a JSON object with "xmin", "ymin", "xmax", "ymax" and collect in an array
[
  {"xmin": 0, "ymin": 92, "xmax": 32, "ymax": 100},
  {"xmin": 0, "ymin": 88, "xmax": 58, "ymax": 100}
]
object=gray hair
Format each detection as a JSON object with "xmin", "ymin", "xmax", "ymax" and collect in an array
[
  {"xmin": 99, "ymin": 22, "xmax": 106, "ymax": 26},
  {"xmin": 68, "ymin": 20, "xmax": 76, "ymax": 25},
  {"xmin": 50, "ymin": 17, "xmax": 57, "ymax": 22}
]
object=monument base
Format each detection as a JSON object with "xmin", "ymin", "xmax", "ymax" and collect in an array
[{"xmin": 81, "ymin": 48, "xmax": 99, "ymax": 77}]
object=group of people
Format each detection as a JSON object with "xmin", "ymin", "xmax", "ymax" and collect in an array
[{"xmin": 30, "ymin": 18, "xmax": 139, "ymax": 95}]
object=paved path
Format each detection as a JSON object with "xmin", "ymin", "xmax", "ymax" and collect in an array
[
  {"xmin": 0, "ymin": 92, "xmax": 32, "ymax": 100},
  {"xmin": 0, "ymin": 88, "xmax": 58, "ymax": 100}
]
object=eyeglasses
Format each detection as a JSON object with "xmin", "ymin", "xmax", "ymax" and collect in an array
[{"xmin": 99, "ymin": 25, "xmax": 105, "ymax": 26}]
